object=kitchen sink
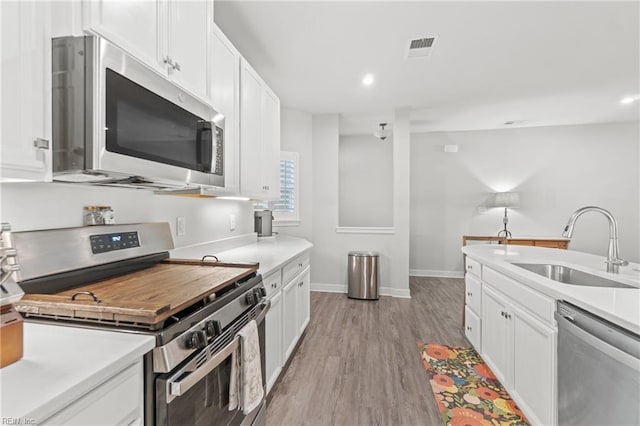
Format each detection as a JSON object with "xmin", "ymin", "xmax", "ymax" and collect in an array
[{"xmin": 512, "ymin": 263, "xmax": 635, "ymax": 289}]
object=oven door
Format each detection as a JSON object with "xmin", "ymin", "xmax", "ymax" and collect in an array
[{"xmin": 155, "ymin": 302, "xmax": 268, "ymax": 426}]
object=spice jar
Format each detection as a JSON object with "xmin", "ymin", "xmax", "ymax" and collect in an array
[{"xmin": 84, "ymin": 206, "xmax": 115, "ymax": 226}]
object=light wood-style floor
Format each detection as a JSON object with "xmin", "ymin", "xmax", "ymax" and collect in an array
[{"xmin": 266, "ymin": 276, "xmax": 467, "ymax": 426}]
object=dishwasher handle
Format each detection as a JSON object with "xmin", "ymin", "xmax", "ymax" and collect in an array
[{"xmin": 556, "ymin": 311, "xmax": 640, "ymax": 370}]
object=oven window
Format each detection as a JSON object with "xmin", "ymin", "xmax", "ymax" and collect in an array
[
  {"xmin": 165, "ymin": 358, "xmax": 239, "ymax": 425},
  {"xmin": 105, "ymin": 68, "xmax": 212, "ymax": 172}
]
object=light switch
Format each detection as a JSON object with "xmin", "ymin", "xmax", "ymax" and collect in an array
[
  {"xmin": 229, "ymin": 214, "xmax": 236, "ymax": 231},
  {"xmin": 176, "ymin": 216, "xmax": 186, "ymax": 236}
]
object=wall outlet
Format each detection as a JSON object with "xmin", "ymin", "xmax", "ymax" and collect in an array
[
  {"xmin": 176, "ymin": 216, "xmax": 186, "ymax": 236},
  {"xmin": 229, "ymin": 214, "xmax": 236, "ymax": 232}
]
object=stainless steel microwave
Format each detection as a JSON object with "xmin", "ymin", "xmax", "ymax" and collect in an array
[{"xmin": 52, "ymin": 36, "xmax": 224, "ymax": 188}]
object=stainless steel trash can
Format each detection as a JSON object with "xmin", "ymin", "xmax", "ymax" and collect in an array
[{"xmin": 347, "ymin": 251, "xmax": 379, "ymax": 300}]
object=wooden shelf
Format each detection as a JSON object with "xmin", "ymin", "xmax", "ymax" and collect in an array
[{"xmin": 462, "ymin": 235, "xmax": 569, "ymax": 249}]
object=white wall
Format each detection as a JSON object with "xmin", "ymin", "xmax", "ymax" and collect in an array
[
  {"xmin": 338, "ymin": 134, "xmax": 393, "ymax": 227},
  {"xmin": 308, "ymin": 113, "xmax": 411, "ymax": 297},
  {"xmin": 274, "ymin": 107, "xmax": 313, "ymax": 241},
  {"xmin": 410, "ymin": 122, "xmax": 640, "ymax": 276},
  {"xmin": 0, "ymin": 183, "xmax": 254, "ymax": 248}
]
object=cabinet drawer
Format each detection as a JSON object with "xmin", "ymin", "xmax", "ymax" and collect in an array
[
  {"xmin": 465, "ymin": 257, "xmax": 482, "ymax": 279},
  {"xmin": 263, "ymin": 269, "xmax": 282, "ymax": 298},
  {"xmin": 464, "ymin": 306, "xmax": 481, "ymax": 351},
  {"xmin": 465, "ymin": 274, "xmax": 482, "ymax": 316},
  {"xmin": 483, "ymin": 267, "xmax": 554, "ymax": 325},
  {"xmin": 282, "ymin": 252, "xmax": 310, "ymax": 285},
  {"xmin": 43, "ymin": 360, "xmax": 143, "ymax": 425}
]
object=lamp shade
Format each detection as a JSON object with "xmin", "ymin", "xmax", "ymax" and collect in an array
[{"xmin": 488, "ymin": 192, "xmax": 521, "ymax": 208}]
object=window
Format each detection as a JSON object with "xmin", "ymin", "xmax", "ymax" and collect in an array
[{"xmin": 255, "ymin": 151, "xmax": 299, "ymax": 223}]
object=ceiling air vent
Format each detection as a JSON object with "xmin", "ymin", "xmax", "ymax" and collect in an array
[{"xmin": 407, "ymin": 36, "xmax": 437, "ymax": 58}]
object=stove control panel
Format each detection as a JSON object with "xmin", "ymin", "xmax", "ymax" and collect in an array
[{"xmin": 90, "ymin": 231, "xmax": 140, "ymax": 254}]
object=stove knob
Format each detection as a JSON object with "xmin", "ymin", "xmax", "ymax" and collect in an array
[
  {"xmin": 204, "ymin": 320, "xmax": 222, "ymax": 338},
  {"xmin": 257, "ymin": 287, "xmax": 267, "ymax": 298},
  {"xmin": 185, "ymin": 330, "xmax": 207, "ymax": 350},
  {"xmin": 245, "ymin": 291, "xmax": 258, "ymax": 306}
]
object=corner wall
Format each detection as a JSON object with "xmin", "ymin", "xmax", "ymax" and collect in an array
[{"xmin": 309, "ymin": 112, "xmax": 411, "ymax": 297}]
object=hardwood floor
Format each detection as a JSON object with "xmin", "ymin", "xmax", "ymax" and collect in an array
[{"xmin": 266, "ymin": 276, "xmax": 467, "ymax": 426}]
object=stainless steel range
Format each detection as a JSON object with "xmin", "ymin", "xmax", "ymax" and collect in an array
[{"xmin": 9, "ymin": 222, "xmax": 268, "ymax": 426}]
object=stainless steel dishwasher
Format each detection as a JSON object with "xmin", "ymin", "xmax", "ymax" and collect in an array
[{"xmin": 556, "ymin": 301, "xmax": 640, "ymax": 426}]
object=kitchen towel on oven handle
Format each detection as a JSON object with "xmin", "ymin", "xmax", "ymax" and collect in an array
[{"xmin": 229, "ymin": 319, "xmax": 264, "ymax": 414}]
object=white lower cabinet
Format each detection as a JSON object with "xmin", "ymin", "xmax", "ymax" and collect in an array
[
  {"xmin": 297, "ymin": 268, "xmax": 311, "ymax": 336},
  {"xmin": 464, "ymin": 306, "xmax": 481, "ymax": 350},
  {"xmin": 282, "ymin": 266, "xmax": 311, "ymax": 360},
  {"xmin": 481, "ymin": 283, "xmax": 556, "ymax": 426},
  {"xmin": 481, "ymin": 286, "xmax": 512, "ymax": 385},
  {"xmin": 265, "ymin": 290, "xmax": 283, "ymax": 393},
  {"xmin": 263, "ymin": 253, "xmax": 311, "ymax": 394},
  {"xmin": 282, "ymin": 274, "xmax": 299, "ymax": 361},
  {"xmin": 43, "ymin": 360, "xmax": 144, "ymax": 425}
]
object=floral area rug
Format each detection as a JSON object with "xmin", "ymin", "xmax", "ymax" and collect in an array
[{"xmin": 418, "ymin": 343, "xmax": 529, "ymax": 426}]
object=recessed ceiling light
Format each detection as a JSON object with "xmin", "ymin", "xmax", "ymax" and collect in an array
[
  {"xmin": 362, "ymin": 74, "xmax": 374, "ymax": 86},
  {"xmin": 620, "ymin": 95, "xmax": 640, "ymax": 104}
]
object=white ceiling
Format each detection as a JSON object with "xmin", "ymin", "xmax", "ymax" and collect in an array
[{"xmin": 215, "ymin": 1, "xmax": 640, "ymax": 134}]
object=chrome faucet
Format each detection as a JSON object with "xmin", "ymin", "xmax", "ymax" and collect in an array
[{"xmin": 562, "ymin": 206, "xmax": 628, "ymax": 273}]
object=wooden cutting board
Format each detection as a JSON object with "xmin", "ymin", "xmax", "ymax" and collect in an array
[{"xmin": 14, "ymin": 259, "xmax": 258, "ymax": 327}]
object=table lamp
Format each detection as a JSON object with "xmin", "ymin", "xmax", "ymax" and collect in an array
[{"xmin": 489, "ymin": 192, "xmax": 521, "ymax": 238}]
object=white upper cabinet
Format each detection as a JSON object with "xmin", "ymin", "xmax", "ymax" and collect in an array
[
  {"xmin": 261, "ymin": 86, "xmax": 281, "ymax": 199},
  {"xmin": 165, "ymin": 0, "xmax": 211, "ymax": 101},
  {"xmin": 0, "ymin": 1, "xmax": 52, "ymax": 182},
  {"xmin": 83, "ymin": 0, "xmax": 162, "ymax": 75},
  {"xmin": 239, "ymin": 58, "xmax": 281, "ymax": 200},
  {"xmin": 210, "ymin": 23, "xmax": 240, "ymax": 193},
  {"xmin": 84, "ymin": 0, "xmax": 212, "ymax": 103}
]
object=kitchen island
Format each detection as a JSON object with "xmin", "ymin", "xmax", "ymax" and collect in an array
[
  {"xmin": 462, "ymin": 244, "xmax": 639, "ymax": 426},
  {"xmin": 462, "ymin": 244, "xmax": 639, "ymax": 333},
  {"xmin": 0, "ymin": 323, "xmax": 154, "ymax": 423}
]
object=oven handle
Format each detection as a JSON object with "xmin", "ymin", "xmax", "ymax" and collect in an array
[{"xmin": 166, "ymin": 300, "xmax": 270, "ymax": 401}]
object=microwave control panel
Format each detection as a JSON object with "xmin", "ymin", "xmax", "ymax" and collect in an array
[{"xmin": 90, "ymin": 231, "xmax": 140, "ymax": 254}]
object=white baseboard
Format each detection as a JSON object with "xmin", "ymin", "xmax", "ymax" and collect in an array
[
  {"xmin": 410, "ymin": 269, "xmax": 464, "ymax": 278},
  {"xmin": 379, "ymin": 287, "xmax": 411, "ymax": 298},
  {"xmin": 311, "ymin": 283, "xmax": 347, "ymax": 293},
  {"xmin": 311, "ymin": 283, "xmax": 411, "ymax": 299}
]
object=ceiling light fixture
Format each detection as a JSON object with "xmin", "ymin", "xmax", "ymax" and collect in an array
[
  {"xmin": 362, "ymin": 74, "xmax": 374, "ymax": 86},
  {"xmin": 620, "ymin": 95, "xmax": 640, "ymax": 104},
  {"xmin": 373, "ymin": 123, "xmax": 390, "ymax": 140}
]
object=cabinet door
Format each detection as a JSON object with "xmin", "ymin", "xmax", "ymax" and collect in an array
[
  {"xmin": 465, "ymin": 273, "xmax": 482, "ymax": 316},
  {"xmin": 239, "ymin": 59, "xmax": 264, "ymax": 198},
  {"xmin": 511, "ymin": 305, "xmax": 556, "ymax": 426},
  {"xmin": 464, "ymin": 306, "xmax": 481, "ymax": 351},
  {"xmin": 481, "ymin": 286, "xmax": 511, "ymax": 386},
  {"xmin": 261, "ymin": 85, "xmax": 281, "ymax": 200},
  {"xmin": 282, "ymin": 277, "xmax": 299, "ymax": 360},
  {"xmin": 167, "ymin": 0, "xmax": 211, "ymax": 101},
  {"xmin": 1, "ymin": 1, "xmax": 52, "ymax": 182},
  {"xmin": 210, "ymin": 24, "xmax": 240, "ymax": 193},
  {"xmin": 43, "ymin": 360, "xmax": 143, "ymax": 425},
  {"xmin": 265, "ymin": 291, "xmax": 283, "ymax": 394},
  {"xmin": 84, "ymin": 0, "xmax": 163, "ymax": 74},
  {"xmin": 296, "ymin": 268, "xmax": 311, "ymax": 336}
]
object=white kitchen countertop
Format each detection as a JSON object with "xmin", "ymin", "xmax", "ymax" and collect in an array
[
  {"xmin": 0, "ymin": 323, "xmax": 155, "ymax": 422},
  {"xmin": 462, "ymin": 244, "xmax": 640, "ymax": 334},
  {"xmin": 171, "ymin": 235, "xmax": 313, "ymax": 277}
]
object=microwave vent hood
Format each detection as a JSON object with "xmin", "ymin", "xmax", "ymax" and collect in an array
[{"xmin": 51, "ymin": 35, "xmax": 225, "ymax": 190}]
